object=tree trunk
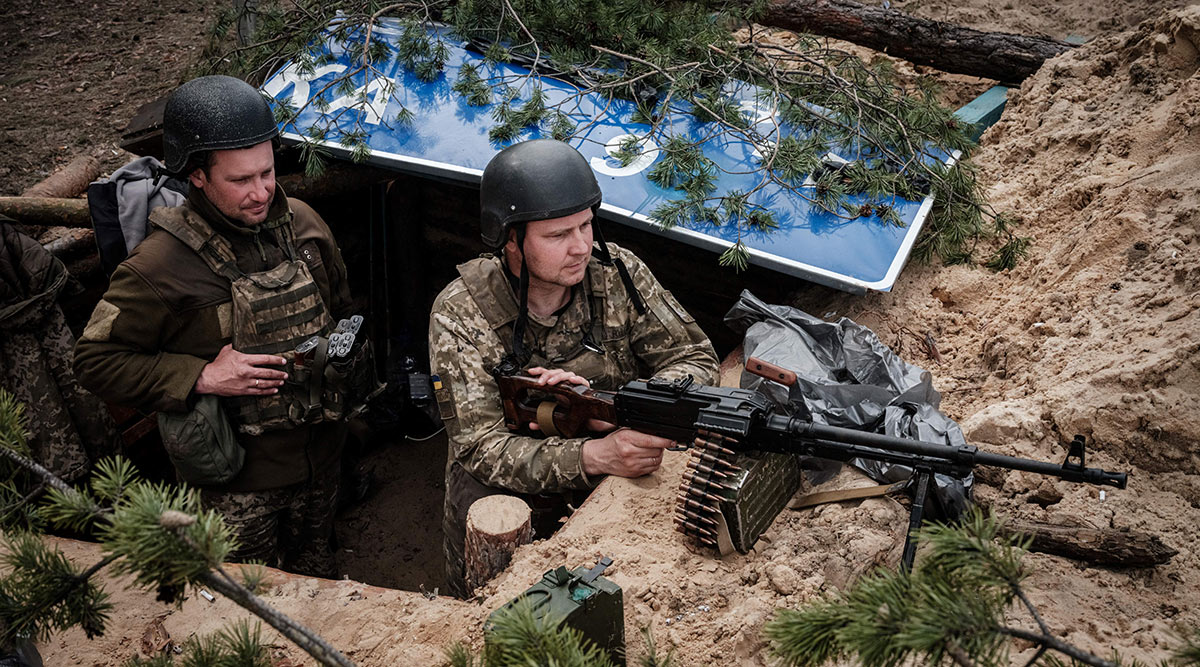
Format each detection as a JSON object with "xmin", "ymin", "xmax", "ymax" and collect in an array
[
  {"xmin": 21, "ymin": 156, "xmax": 102, "ymax": 199},
  {"xmin": 464, "ymin": 495, "xmax": 532, "ymax": 595},
  {"xmin": 0, "ymin": 197, "xmax": 91, "ymax": 228},
  {"xmin": 1002, "ymin": 520, "xmax": 1178, "ymax": 567},
  {"xmin": 753, "ymin": 0, "xmax": 1073, "ymax": 82}
]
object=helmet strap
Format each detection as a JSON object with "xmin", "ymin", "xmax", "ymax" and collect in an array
[
  {"xmin": 591, "ymin": 220, "xmax": 647, "ymax": 315},
  {"xmin": 505, "ymin": 226, "xmax": 532, "ymax": 374},
  {"xmin": 512, "ymin": 262, "xmax": 531, "ymax": 364}
]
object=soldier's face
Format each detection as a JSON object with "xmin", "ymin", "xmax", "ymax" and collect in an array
[
  {"xmin": 508, "ymin": 209, "xmax": 594, "ymax": 288},
  {"xmin": 189, "ymin": 141, "xmax": 276, "ymax": 225}
]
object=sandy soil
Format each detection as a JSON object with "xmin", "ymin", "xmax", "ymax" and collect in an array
[{"xmin": 10, "ymin": 1, "xmax": 1200, "ymax": 665}]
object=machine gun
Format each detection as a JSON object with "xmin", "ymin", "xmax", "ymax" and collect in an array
[{"xmin": 497, "ymin": 360, "xmax": 1127, "ymax": 569}]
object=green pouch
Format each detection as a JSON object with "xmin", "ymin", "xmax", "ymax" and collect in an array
[{"xmin": 157, "ymin": 394, "xmax": 245, "ymax": 486}]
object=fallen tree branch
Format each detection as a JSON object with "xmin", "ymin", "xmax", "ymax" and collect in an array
[
  {"xmin": 749, "ymin": 0, "xmax": 1073, "ymax": 82},
  {"xmin": 21, "ymin": 156, "xmax": 101, "ymax": 199},
  {"xmin": 0, "ymin": 197, "xmax": 91, "ymax": 228},
  {"xmin": 1003, "ymin": 520, "xmax": 1177, "ymax": 567}
]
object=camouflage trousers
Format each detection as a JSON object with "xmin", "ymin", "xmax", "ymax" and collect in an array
[
  {"xmin": 443, "ymin": 461, "xmax": 588, "ymax": 598},
  {"xmin": 201, "ymin": 459, "xmax": 341, "ymax": 579}
]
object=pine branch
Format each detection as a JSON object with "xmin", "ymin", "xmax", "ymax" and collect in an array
[
  {"xmin": 0, "ymin": 391, "xmax": 353, "ymax": 664},
  {"xmin": 996, "ymin": 626, "xmax": 1117, "ymax": 667},
  {"xmin": 1012, "ymin": 584, "xmax": 1051, "ymax": 636},
  {"xmin": 0, "ymin": 481, "xmax": 46, "ymax": 526},
  {"xmin": 205, "ymin": 0, "xmax": 1023, "ymax": 269},
  {"xmin": 946, "ymin": 640, "xmax": 979, "ymax": 667},
  {"xmin": 0, "ymin": 533, "xmax": 114, "ymax": 642},
  {"xmin": 0, "ymin": 443, "xmax": 75, "ymax": 496},
  {"xmin": 164, "ymin": 516, "xmax": 356, "ymax": 667}
]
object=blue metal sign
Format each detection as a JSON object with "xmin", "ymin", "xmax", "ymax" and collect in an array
[{"xmin": 263, "ymin": 19, "xmax": 953, "ymax": 293}]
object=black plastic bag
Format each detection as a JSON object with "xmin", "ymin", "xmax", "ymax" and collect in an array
[{"xmin": 725, "ymin": 290, "xmax": 971, "ymax": 519}]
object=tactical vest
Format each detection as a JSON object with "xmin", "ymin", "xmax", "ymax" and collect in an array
[
  {"xmin": 456, "ymin": 249, "xmax": 639, "ymax": 391},
  {"xmin": 154, "ymin": 208, "xmax": 342, "ymax": 435}
]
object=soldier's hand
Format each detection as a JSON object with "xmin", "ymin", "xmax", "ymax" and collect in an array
[
  {"xmin": 194, "ymin": 344, "xmax": 289, "ymax": 397},
  {"xmin": 524, "ymin": 367, "xmax": 615, "ymax": 432},
  {"xmin": 526, "ymin": 366, "xmax": 589, "ymax": 388},
  {"xmin": 581, "ymin": 428, "xmax": 675, "ymax": 478}
]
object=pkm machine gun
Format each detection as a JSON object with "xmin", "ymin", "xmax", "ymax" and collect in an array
[{"xmin": 497, "ymin": 360, "xmax": 1127, "ymax": 569}]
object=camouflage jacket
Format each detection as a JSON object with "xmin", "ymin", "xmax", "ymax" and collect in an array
[
  {"xmin": 74, "ymin": 188, "xmax": 352, "ymax": 491},
  {"xmin": 429, "ymin": 244, "xmax": 718, "ymax": 495},
  {"xmin": 1, "ymin": 218, "xmax": 116, "ymax": 482}
]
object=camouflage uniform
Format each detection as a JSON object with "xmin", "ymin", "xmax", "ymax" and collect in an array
[
  {"xmin": 199, "ymin": 448, "xmax": 341, "ymax": 575},
  {"xmin": 0, "ymin": 218, "xmax": 118, "ymax": 482},
  {"xmin": 75, "ymin": 187, "xmax": 351, "ymax": 577},
  {"xmin": 430, "ymin": 243, "xmax": 718, "ymax": 596}
]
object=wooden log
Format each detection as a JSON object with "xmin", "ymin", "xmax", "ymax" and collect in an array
[
  {"xmin": 0, "ymin": 197, "xmax": 91, "ymax": 228},
  {"xmin": 1002, "ymin": 520, "xmax": 1177, "ymax": 567},
  {"xmin": 464, "ymin": 495, "xmax": 532, "ymax": 594},
  {"xmin": 752, "ymin": 0, "xmax": 1073, "ymax": 83},
  {"xmin": 21, "ymin": 155, "xmax": 102, "ymax": 199},
  {"xmin": 43, "ymin": 228, "xmax": 96, "ymax": 259}
]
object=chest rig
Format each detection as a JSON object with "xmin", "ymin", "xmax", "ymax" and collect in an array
[
  {"xmin": 155, "ymin": 208, "xmax": 342, "ymax": 435},
  {"xmin": 458, "ymin": 255, "xmax": 634, "ymax": 391}
]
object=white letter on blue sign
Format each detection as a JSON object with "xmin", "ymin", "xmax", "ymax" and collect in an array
[
  {"xmin": 590, "ymin": 134, "xmax": 660, "ymax": 177},
  {"xmin": 325, "ymin": 77, "xmax": 396, "ymax": 125},
  {"xmin": 263, "ymin": 63, "xmax": 349, "ymax": 110}
]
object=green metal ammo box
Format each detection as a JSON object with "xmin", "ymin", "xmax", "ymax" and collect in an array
[{"xmin": 486, "ymin": 557, "xmax": 625, "ymax": 664}]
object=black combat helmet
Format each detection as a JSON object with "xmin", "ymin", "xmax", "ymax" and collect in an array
[
  {"xmin": 479, "ymin": 139, "xmax": 646, "ymax": 377},
  {"xmin": 162, "ymin": 75, "xmax": 279, "ymax": 175},
  {"xmin": 479, "ymin": 138, "xmax": 603, "ymax": 250}
]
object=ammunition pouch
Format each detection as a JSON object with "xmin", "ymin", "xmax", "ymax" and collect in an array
[
  {"xmin": 227, "ymin": 324, "xmax": 386, "ymax": 436},
  {"xmin": 325, "ymin": 336, "xmax": 386, "ymax": 419}
]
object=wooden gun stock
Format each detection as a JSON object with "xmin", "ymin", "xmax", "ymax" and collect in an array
[
  {"xmin": 745, "ymin": 356, "xmax": 797, "ymax": 386},
  {"xmin": 496, "ymin": 375, "xmax": 618, "ymax": 438}
]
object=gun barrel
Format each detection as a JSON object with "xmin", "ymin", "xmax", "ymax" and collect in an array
[
  {"xmin": 768, "ymin": 415, "xmax": 1126, "ymax": 489},
  {"xmin": 973, "ymin": 450, "xmax": 1127, "ymax": 489}
]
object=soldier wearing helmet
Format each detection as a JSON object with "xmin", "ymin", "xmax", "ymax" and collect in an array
[
  {"xmin": 429, "ymin": 139, "xmax": 719, "ymax": 597},
  {"xmin": 75, "ymin": 75, "xmax": 354, "ymax": 577}
]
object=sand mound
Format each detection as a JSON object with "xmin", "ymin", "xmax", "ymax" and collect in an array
[{"xmin": 786, "ymin": 5, "xmax": 1200, "ymax": 661}]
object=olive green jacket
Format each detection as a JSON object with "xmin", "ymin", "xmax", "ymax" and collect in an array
[{"xmin": 74, "ymin": 187, "xmax": 352, "ymax": 491}]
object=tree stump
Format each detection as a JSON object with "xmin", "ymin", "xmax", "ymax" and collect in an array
[{"xmin": 464, "ymin": 495, "xmax": 532, "ymax": 594}]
